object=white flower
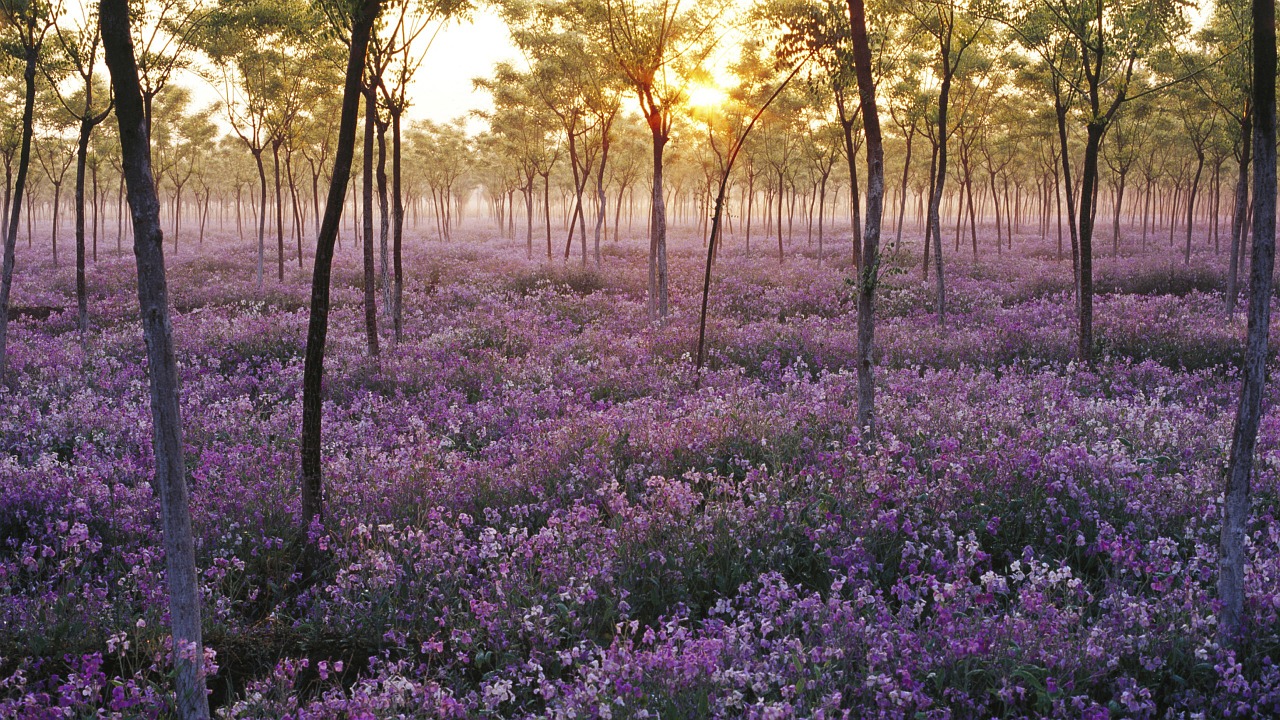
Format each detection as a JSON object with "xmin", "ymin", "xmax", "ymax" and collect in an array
[{"xmin": 482, "ymin": 678, "xmax": 515, "ymax": 710}]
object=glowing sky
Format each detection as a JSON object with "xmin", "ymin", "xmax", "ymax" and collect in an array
[{"xmin": 400, "ymin": 9, "xmax": 519, "ymax": 126}]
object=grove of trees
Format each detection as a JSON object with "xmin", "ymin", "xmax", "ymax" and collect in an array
[{"xmin": 2, "ymin": 0, "xmax": 1279, "ymax": 712}]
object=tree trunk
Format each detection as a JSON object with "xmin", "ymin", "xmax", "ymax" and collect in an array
[
  {"xmin": 923, "ymin": 143, "xmax": 937, "ymax": 279},
  {"xmin": 76, "ymin": 120, "xmax": 92, "ymax": 338},
  {"xmin": 92, "ymin": 161, "xmax": 100, "ymax": 262},
  {"xmin": 543, "ymin": 172, "xmax": 552, "ymax": 259},
  {"xmin": 361, "ymin": 88, "xmax": 380, "ymax": 357},
  {"xmin": 928, "ymin": 64, "xmax": 951, "ymax": 323},
  {"xmin": 392, "ymin": 110, "xmax": 404, "ymax": 342},
  {"xmin": 171, "ymin": 183, "xmax": 181, "ymax": 253},
  {"xmin": 100, "ymin": 2, "xmax": 211, "ymax": 716},
  {"xmin": 1, "ymin": 162, "xmax": 10, "ymax": 244},
  {"xmin": 254, "ymin": 150, "xmax": 267, "ymax": 289},
  {"xmin": 52, "ymin": 184, "xmax": 62, "ymax": 267},
  {"xmin": 594, "ymin": 130, "xmax": 609, "ymax": 268},
  {"xmin": 287, "ymin": 150, "xmax": 302, "ymax": 266},
  {"xmin": 1185, "ymin": 151, "xmax": 1205, "ymax": 264},
  {"xmin": 1077, "ymin": 123, "xmax": 1104, "ymax": 364},
  {"xmin": 818, "ymin": 177, "xmax": 827, "ymax": 264},
  {"xmin": 272, "ymin": 142, "xmax": 284, "ymax": 282},
  {"xmin": 896, "ymin": 127, "xmax": 913, "ymax": 248},
  {"xmin": 301, "ymin": 0, "xmax": 382, "ymax": 527},
  {"xmin": 1220, "ymin": 0, "xmax": 1277, "ymax": 645},
  {"xmin": 1112, "ymin": 172, "xmax": 1126, "ymax": 258},
  {"xmin": 1227, "ymin": 115, "xmax": 1253, "ymax": 317},
  {"xmin": 847, "ymin": 0, "xmax": 883, "ymax": 437},
  {"xmin": 648, "ymin": 125, "xmax": 669, "ymax": 320},
  {"xmin": 776, "ymin": 170, "xmax": 784, "ymax": 263},
  {"xmin": 525, "ymin": 180, "xmax": 534, "ymax": 260},
  {"xmin": 199, "ymin": 190, "xmax": 209, "ymax": 246},
  {"xmin": 1054, "ymin": 101, "xmax": 1081, "ymax": 302},
  {"xmin": 376, "ymin": 116, "xmax": 391, "ymax": 324},
  {"xmin": 0, "ymin": 44, "xmax": 36, "ymax": 381}
]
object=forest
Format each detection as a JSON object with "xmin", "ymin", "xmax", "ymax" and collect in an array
[{"xmin": 3, "ymin": 0, "xmax": 1280, "ymax": 715}]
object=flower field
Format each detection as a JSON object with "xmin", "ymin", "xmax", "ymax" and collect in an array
[{"xmin": 2, "ymin": 229, "xmax": 1280, "ymax": 718}]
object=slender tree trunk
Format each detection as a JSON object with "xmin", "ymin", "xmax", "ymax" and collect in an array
[
  {"xmin": 301, "ymin": 0, "xmax": 382, "ymax": 527},
  {"xmin": 100, "ymin": 3, "xmax": 211, "ymax": 717},
  {"xmin": 272, "ymin": 142, "xmax": 284, "ymax": 282},
  {"xmin": 52, "ymin": 184, "xmax": 62, "ymax": 267},
  {"xmin": 525, "ymin": 181, "xmax": 534, "ymax": 260},
  {"xmin": 818, "ymin": 177, "xmax": 827, "ymax": 264},
  {"xmin": 92, "ymin": 162, "xmax": 100, "ymax": 262},
  {"xmin": 1112, "ymin": 173, "xmax": 1126, "ymax": 258},
  {"xmin": 613, "ymin": 181, "xmax": 625, "ymax": 243},
  {"xmin": 776, "ymin": 170, "xmax": 784, "ymax": 263},
  {"xmin": 923, "ymin": 144, "xmax": 937, "ymax": 279},
  {"xmin": 848, "ymin": 0, "xmax": 883, "ymax": 437},
  {"xmin": 1221, "ymin": 0, "xmax": 1277, "ymax": 645},
  {"xmin": 391, "ymin": 110, "xmax": 404, "ymax": 342},
  {"xmin": 896, "ymin": 128, "xmax": 913, "ymax": 249},
  {"xmin": 991, "ymin": 170, "xmax": 1002, "ymax": 254},
  {"xmin": 1, "ymin": 163, "xmax": 10, "ymax": 244},
  {"xmin": 928, "ymin": 65, "xmax": 952, "ymax": 323},
  {"xmin": 361, "ymin": 88, "xmax": 380, "ymax": 357},
  {"xmin": 594, "ymin": 131, "xmax": 609, "ymax": 268},
  {"xmin": 837, "ymin": 109, "xmax": 861, "ymax": 267},
  {"xmin": 1078, "ymin": 123, "xmax": 1104, "ymax": 364},
  {"xmin": 648, "ymin": 125, "xmax": 669, "ymax": 320},
  {"xmin": 287, "ymin": 151, "xmax": 302, "ymax": 266},
  {"xmin": 1227, "ymin": 116, "xmax": 1253, "ymax": 316},
  {"xmin": 170, "ymin": 183, "xmax": 181, "ymax": 253},
  {"xmin": 199, "ymin": 190, "xmax": 209, "ymax": 246},
  {"xmin": 75, "ymin": 119, "xmax": 92, "ymax": 338},
  {"xmin": 1185, "ymin": 151, "xmax": 1205, "ymax": 264},
  {"xmin": 254, "ymin": 151, "xmax": 267, "ymax": 289},
  {"xmin": 117, "ymin": 174, "xmax": 124, "ymax": 253},
  {"xmin": 965, "ymin": 171, "xmax": 977, "ymax": 258},
  {"xmin": 543, "ymin": 172, "xmax": 552, "ymax": 259},
  {"xmin": 0, "ymin": 44, "xmax": 37, "ymax": 381},
  {"xmin": 1056, "ymin": 101, "xmax": 1080, "ymax": 300},
  {"xmin": 376, "ymin": 116, "xmax": 391, "ymax": 324}
]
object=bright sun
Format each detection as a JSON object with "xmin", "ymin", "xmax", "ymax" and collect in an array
[{"xmin": 686, "ymin": 82, "xmax": 729, "ymax": 111}]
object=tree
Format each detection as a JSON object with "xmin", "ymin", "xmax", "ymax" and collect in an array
[
  {"xmin": 908, "ymin": 0, "xmax": 986, "ymax": 324},
  {"xmin": 34, "ymin": 128, "xmax": 75, "ymax": 268},
  {"xmin": 802, "ymin": 113, "xmax": 842, "ymax": 264},
  {"xmin": 475, "ymin": 67, "xmax": 558, "ymax": 260},
  {"xmin": 602, "ymin": 0, "xmax": 723, "ymax": 320},
  {"xmin": 100, "ymin": 0, "xmax": 210, "ymax": 716},
  {"xmin": 152, "ymin": 86, "xmax": 215, "ymax": 250},
  {"xmin": 845, "ymin": 0, "xmax": 883, "ymax": 437},
  {"xmin": 300, "ymin": 0, "xmax": 383, "ymax": 528},
  {"xmin": 1171, "ymin": 82, "xmax": 1216, "ymax": 264},
  {"xmin": 375, "ymin": 0, "xmax": 465, "ymax": 340},
  {"xmin": 0, "ymin": 0, "xmax": 56, "ymax": 381},
  {"xmin": 1186, "ymin": 0, "xmax": 1252, "ymax": 314},
  {"xmin": 409, "ymin": 118, "xmax": 469, "ymax": 240},
  {"xmin": 129, "ymin": 0, "xmax": 204, "ymax": 136},
  {"xmin": 504, "ymin": 4, "xmax": 621, "ymax": 268},
  {"xmin": 692, "ymin": 42, "xmax": 809, "ymax": 375},
  {"xmin": 203, "ymin": 0, "xmax": 317, "ymax": 287},
  {"xmin": 360, "ymin": 40, "xmax": 382, "ymax": 357},
  {"xmin": 1219, "ymin": 0, "xmax": 1277, "ymax": 647},
  {"xmin": 1101, "ymin": 104, "xmax": 1145, "ymax": 258},
  {"xmin": 1005, "ymin": 0, "xmax": 1181, "ymax": 362},
  {"xmin": 46, "ymin": 5, "xmax": 114, "ymax": 337}
]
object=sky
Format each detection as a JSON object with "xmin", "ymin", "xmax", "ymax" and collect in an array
[
  {"xmin": 397, "ymin": 9, "xmax": 520, "ymax": 126},
  {"xmin": 60, "ymin": 1, "xmax": 520, "ymax": 131}
]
